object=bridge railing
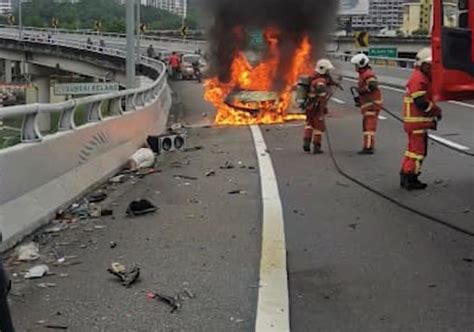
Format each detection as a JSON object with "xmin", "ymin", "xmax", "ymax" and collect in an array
[
  {"xmin": 0, "ymin": 25, "xmax": 207, "ymax": 48},
  {"xmin": 0, "ymin": 32, "xmax": 167, "ymax": 147},
  {"xmin": 330, "ymin": 51, "xmax": 416, "ymax": 69}
]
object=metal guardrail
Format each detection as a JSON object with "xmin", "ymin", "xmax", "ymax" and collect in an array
[
  {"xmin": 0, "ymin": 25, "xmax": 207, "ymax": 48},
  {"xmin": 0, "ymin": 31, "xmax": 168, "ymax": 146},
  {"xmin": 330, "ymin": 52, "xmax": 416, "ymax": 69}
]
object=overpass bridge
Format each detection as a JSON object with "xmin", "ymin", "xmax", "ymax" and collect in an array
[{"xmin": 0, "ymin": 29, "xmax": 473, "ymax": 332}]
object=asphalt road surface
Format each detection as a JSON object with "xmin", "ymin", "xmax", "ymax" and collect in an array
[{"xmin": 5, "ymin": 78, "xmax": 474, "ymax": 331}]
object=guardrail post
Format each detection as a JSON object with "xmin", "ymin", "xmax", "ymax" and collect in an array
[
  {"xmin": 87, "ymin": 101, "xmax": 103, "ymax": 122},
  {"xmin": 110, "ymin": 97, "xmax": 124, "ymax": 116},
  {"xmin": 21, "ymin": 106, "xmax": 42, "ymax": 142},
  {"xmin": 126, "ymin": 94, "xmax": 135, "ymax": 112},
  {"xmin": 58, "ymin": 104, "xmax": 77, "ymax": 131}
]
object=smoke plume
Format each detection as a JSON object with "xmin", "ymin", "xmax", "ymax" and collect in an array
[{"xmin": 198, "ymin": 0, "xmax": 340, "ymax": 83}]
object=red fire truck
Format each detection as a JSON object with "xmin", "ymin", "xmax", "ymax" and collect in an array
[{"xmin": 432, "ymin": 0, "xmax": 474, "ymax": 101}]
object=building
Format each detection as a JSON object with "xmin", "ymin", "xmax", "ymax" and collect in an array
[
  {"xmin": 147, "ymin": 0, "xmax": 187, "ymax": 18},
  {"xmin": 349, "ymin": 0, "xmax": 405, "ymax": 31},
  {"xmin": 402, "ymin": 0, "xmax": 458, "ymax": 35},
  {"xmin": 0, "ymin": 0, "xmax": 12, "ymax": 14}
]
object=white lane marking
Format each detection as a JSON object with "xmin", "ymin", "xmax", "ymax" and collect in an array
[
  {"xmin": 448, "ymin": 100, "xmax": 474, "ymax": 109},
  {"xmin": 429, "ymin": 134, "xmax": 471, "ymax": 151},
  {"xmin": 378, "ymin": 115, "xmax": 388, "ymax": 120},
  {"xmin": 250, "ymin": 125, "xmax": 290, "ymax": 332},
  {"xmin": 331, "ymin": 97, "xmax": 346, "ymax": 104}
]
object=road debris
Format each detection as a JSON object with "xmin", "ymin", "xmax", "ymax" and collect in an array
[
  {"xmin": 149, "ymin": 292, "xmax": 182, "ymax": 313},
  {"xmin": 126, "ymin": 199, "xmax": 158, "ymax": 217},
  {"xmin": 348, "ymin": 223, "xmax": 359, "ymax": 230},
  {"xmin": 228, "ymin": 190, "xmax": 247, "ymax": 195},
  {"xmin": 45, "ymin": 324, "xmax": 68, "ymax": 330},
  {"xmin": 174, "ymin": 175, "xmax": 198, "ymax": 181},
  {"xmin": 89, "ymin": 204, "xmax": 102, "ymax": 218},
  {"xmin": 37, "ymin": 283, "xmax": 57, "ymax": 288},
  {"xmin": 25, "ymin": 265, "xmax": 49, "ymax": 279},
  {"xmin": 110, "ymin": 174, "xmax": 127, "ymax": 184},
  {"xmin": 462, "ymin": 258, "xmax": 473, "ymax": 263},
  {"xmin": 183, "ymin": 288, "xmax": 196, "ymax": 299},
  {"xmin": 128, "ymin": 148, "xmax": 156, "ymax": 170},
  {"xmin": 184, "ymin": 146, "xmax": 203, "ymax": 152},
  {"xmin": 101, "ymin": 209, "xmax": 114, "ymax": 217},
  {"xmin": 87, "ymin": 190, "xmax": 107, "ymax": 203},
  {"xmin": 205, "ymin": 170, "xmax": 216, "ymax": 177},
  {"xmin": 137, "ymin": 168, "xmax": 161, "ymax": 178},
  {"xmin": 44, "ymin": 224, "xmax": 68, "ymax": 235},
  {"xmin": 109, "ymin": 242, "xmax": 117, "ymax": 249},
  {"xmin": 107, "ymin": 263, "xmax": 140, "ymax": 288},
  {"xmin": 16, "ymin": 242, "xmax": 40, "ymax": 262},
  {"xmin": 220, "ymin": 161, "xmax": 235, "ymax": 169}
]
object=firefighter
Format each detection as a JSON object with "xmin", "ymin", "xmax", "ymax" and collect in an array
[
  {"xmin": 351, "ymin": 53, "xmax": 383, "ymax": 154},
  {"xmin": 303, "ymin": 59, "xmax": 334, "ymax": 154},
  {"xmin": 400, "ymin": 47, "xmax": 442, "ymax": 190}
]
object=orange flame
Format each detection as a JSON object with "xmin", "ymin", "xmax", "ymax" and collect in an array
[{"xmin": 204, "ymin": 28, "xmax": 312, "ymax": 126}]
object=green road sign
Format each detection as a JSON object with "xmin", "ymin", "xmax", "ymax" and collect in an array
[{"xmin": 369, "ymin": 47, "xmax": 398, "ymax": 58}]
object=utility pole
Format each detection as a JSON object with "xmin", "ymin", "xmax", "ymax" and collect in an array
[{"xmin": 126, "ymin": 0, "xmax": 136, "ymax": 88}]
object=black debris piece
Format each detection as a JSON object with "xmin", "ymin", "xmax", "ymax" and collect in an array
[
  {"xmin": 126, "ymin": 199, "xmax": 158, "ymax": 217},
  {"xmin": 87, "ymin": 190, "xmax": 107, "ymax": 203}
]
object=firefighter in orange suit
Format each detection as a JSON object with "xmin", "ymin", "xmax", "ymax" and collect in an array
[
  {"xmin": 400, "ymin": 48, "xmax": 442, "ymax": 190},
  {"xmin": 351, "ymin": 53, "xmax": 383, "ymax": 154},
  {"xmin": 303, "ymin": 59, "xmax": 334, "ymax": 154}
]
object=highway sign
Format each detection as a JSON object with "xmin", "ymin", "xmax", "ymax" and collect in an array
[
  {"xmin": 54, "ymin": 82, "xmax": 119, "ymax": 96},
  {"xmin": 369, "ymin": 47, "xmax": 398, "ymax": 58},
  {"xmin": 354, "ymin": 31, "xmax": 369, "ymax": 48},
  {"xmin": 181, "ymin": 25, "xmax": 188, "ymax": 37}
]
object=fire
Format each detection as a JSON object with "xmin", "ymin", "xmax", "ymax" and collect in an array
[{"xmin": 204, "ymin": 28, "xmax": 312, "ymax": 125}]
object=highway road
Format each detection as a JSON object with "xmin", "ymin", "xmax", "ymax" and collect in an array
[{"xmin": 6, "ymin": 77, "xmax": 474, "ymax": 331}]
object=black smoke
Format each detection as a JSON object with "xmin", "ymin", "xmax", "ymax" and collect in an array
[{"xmin": 198, "ymin": 0, "xmax": 340, "ymax": 83}]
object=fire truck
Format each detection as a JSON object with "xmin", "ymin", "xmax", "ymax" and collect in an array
[{"xmin": 432, "ymin": 0, "xmax": 474, "ymax": 101}]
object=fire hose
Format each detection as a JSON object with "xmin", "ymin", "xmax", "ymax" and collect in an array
[
  {"xmin": 349, "ymin": 86, "xmax": 474, "ymax": 157},
  {"xmin": 323, "ymin": 90, "xmax": 474, "ymax": 237}
]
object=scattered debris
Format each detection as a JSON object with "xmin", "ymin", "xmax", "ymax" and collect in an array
[
  {"xmin": 89, "ymin": 204, "xmax": 102, "ymax": 218},
  {"xmin": 174, "ymin": 175, "xmax": 198, "ymax": 181},
  {"xmin": 149, "ymin": 292, "xmax": 182, "ymax": 313},
  {"xmin": 107, "ymin": 263, "xmax": 140, "ymax": 288},
  {"xmin": 17, "ymin": 242, "xmax": 40, "ymax": 262},
  {"xmin": 348, "ymin": 224, "xmax": 359, "ymax": 230},
  {"xmin": 94, "ymin": 225, "xmax": 107, "ymax": 230},
  {"xmin": 205, "ymin": 170, "xmax": 216, "ymax": 177},
  {"xmin": 462, "ymin": 258, "xmax": 473, "ymax": 263},
  {"xmin": 228, "ymin": 190, "xmax": 247, "ymax": 195},
  {"xmin": 220, "ymin": 161, "xmax": 235, "ymax": 169},
  {"xmin": 37, "ymin": 283, "xmax": 57, "ymax": 288},
  {"xmin": 126, "ymin": 199, "xmax": 158, "ymax": 217},
  {"xmin": 461, "ymin": 207, "xmax": 471, "ymax": 214},
  {"xmin": 428, "ymin": 284, "xmax": 437, "ymax": 288},
  {"xmin": 184, "ymin": 146, "xmax": 203, "ymax": 153},
  {"xmin": 434, "ymin": 179, "xmax": 444, "ymax": 185},
  {"xmin": 137, "ymin": 168, "xmax": 161, "ymax": 178},
  {"xmin": 188, "ymin": 198, "xmax": 201, "ymax": 204},
  {"xmin": 110, "ymin": 175, "xmax": 126, "ymax": 184},
  {"xmin": 128, "ymin": 148, "xmax": 156, "ymax": 171},
  {"xmin": 25, "ymin": 265, "xmax": 49, "ymax": 279},
  {"xmin": 183, "ymin": 288, "xmax": 196, "ymax": 299},
  {"xmin": 45, "ymin": 324, "xmax": 68, "ymax": 330},
  {"xmin": 109, "ymin": 242, "xmax": 117, "ymax": 249},
  {"xmin": 44, "ymin": 224, "xmax": 68, "ymax": 235},
  {"xmin": 87, "ymin": 190, "xmax": 107, "ymax": 203},
  {"xmin": 248, "ymin": 166, "xmax": 256, "ymax": 170},
  {"xmin": 101, "ymin": 209, "xmax": 114, "ymax": 217}
]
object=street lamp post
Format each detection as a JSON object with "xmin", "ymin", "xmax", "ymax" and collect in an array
[
  {"xmin": 19, "ymin": 0, "xmax": 23, "ymax": 40},
  {"xmin": 136, "ymin": 0, "xmax": 141, "ymax": 65},
  {"xmin": 126, "ymin": 0, "xmax": 136, "ymax": 88}
]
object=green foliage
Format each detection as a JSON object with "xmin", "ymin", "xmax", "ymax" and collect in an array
[{"xmin": 12, "ymin": 0, "xmax": 194, "ymax": 32}]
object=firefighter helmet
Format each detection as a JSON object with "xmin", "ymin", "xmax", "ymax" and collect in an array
[
  {"xmin": 351, "ymin": 53, "xmax": 370, "ymax": 69},
  {"xmin": 315, "ymin": 59, "xmax": 334, "ymax": 75},
  {"xmin": 415, "ymin": 48, "xmax": 432, "ymax": 66}
]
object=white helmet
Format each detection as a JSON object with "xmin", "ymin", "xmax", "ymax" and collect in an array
[
  {"xmin": 415, "ymin": 47, "xmax": 432, "ymax": 66},
  {"xmin": 351, "ymin": 53, "xmax": 370, "ymax": 69},
  {"xmin": 315, "ymin": 59, "xmax": 334, "ymax": 75}
]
